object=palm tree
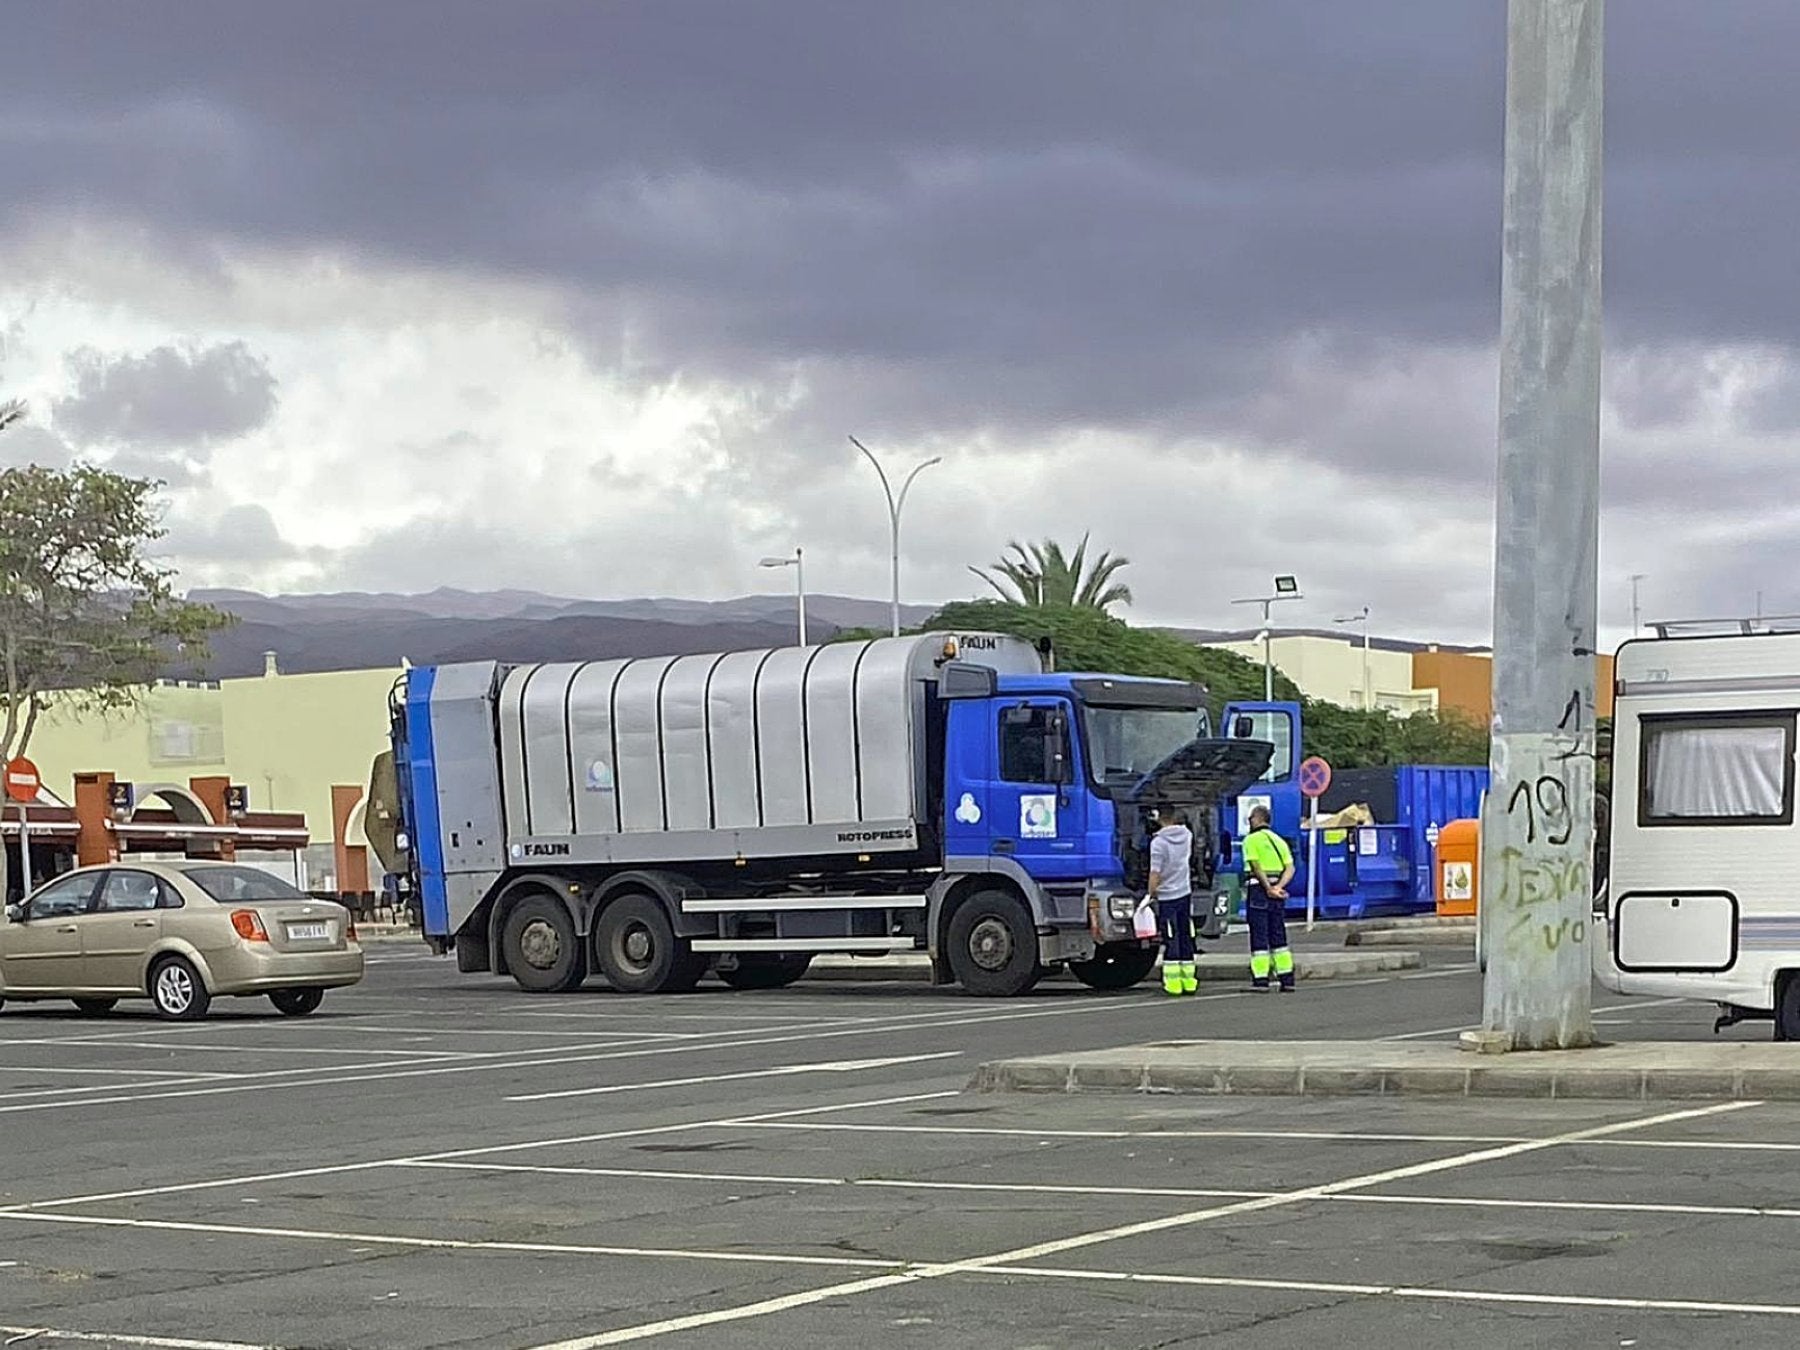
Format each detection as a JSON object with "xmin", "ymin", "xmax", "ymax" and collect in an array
[
  {"xmin": 970, "ymin": 534, "xmax": 1134, "ymax": 612},
  {"xmin": 0, "ymin": 400, "xmax": 23, "ymax": 435}
]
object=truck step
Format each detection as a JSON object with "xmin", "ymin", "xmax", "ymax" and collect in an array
[
  {"xmin": 680, "ymin": 894, "xmax": 928, "ymax": 914},
  {"xmin": 690, "ymin": 937, "xmax": 912, "ymax": 954}
]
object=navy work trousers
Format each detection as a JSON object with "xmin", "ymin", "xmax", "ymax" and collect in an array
[{"xmin": 1158, "ymin": 897, "xmax": 1194, "ymax": 962}]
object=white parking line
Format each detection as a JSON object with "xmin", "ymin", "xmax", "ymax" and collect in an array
[
  {"xmin": 403, "ymin": 1158, "xmax": 1800, "ymax": 1223},
  {"xmin": 0, "ymin": 1089, "xmax": 959, "ymax": 1213},
  {"xmin": 0, "ymin": 996, "xmax": 1195, "ymax": 1116},
  {"xmin": 0, "ymin": 1064, "xmax": 241, "ymax": 1080},
  {"xmin": 0, "ymin": 1328, "xmax": 277, "ymax": 1350},
  {"xmin": 524, "ymin": 1100, "xmax": 1759, "ymax": 1347},
  {"xmin": 0, "ymin": 1209, "xmax": 907, "ymax": 1274},
  {"xmin": 975, "ymin": 1263, "xmax": 1800, "ymax": 1320},
  {"xmin": 1382, "ymin": 998, "xmax": 1690, "ymax": 1042},
  {"xmin": 503, "ymin": 1052, "xmax": 962, "ymax": 1102},
  {"xmin": 406, "ymin": 1160, "xmax": 1268, "ymax": 1203}
]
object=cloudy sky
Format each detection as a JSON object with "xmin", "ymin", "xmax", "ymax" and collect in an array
[{"xmin": 0, "ymin": 1, "xmax": 1792, "ymax": 646}]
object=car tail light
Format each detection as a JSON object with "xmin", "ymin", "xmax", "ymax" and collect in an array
[{"xmin": 231, "ymin": 910, "xmax": 269, "ymax": 942}]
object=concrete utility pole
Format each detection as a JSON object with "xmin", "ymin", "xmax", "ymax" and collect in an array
[{"xmin": 1477, "ymin": 0, "xmax": 1603, "ymax": 1052}]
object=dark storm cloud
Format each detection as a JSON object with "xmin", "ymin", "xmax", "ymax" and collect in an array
[
  {"xmin": 53, "ymin": 341, "xmax": 278, "ymax": 448},
  {"xmin": 4, "ymin": 2, "xmax": 1792, "ymax": 419}
]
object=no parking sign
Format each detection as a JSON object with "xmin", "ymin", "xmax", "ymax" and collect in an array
[{"xmin": 1298, "ymin": 756, "xmax": 1332, "ymax": 799}]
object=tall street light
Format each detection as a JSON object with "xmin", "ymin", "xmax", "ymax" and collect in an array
[
  {"xmin": 759, "ymin": 548, "xmax": 808, "ymax": 646},
  {"xmin": 849, "ymin": 435, "xmax": 942, "ymax": 638},
  {"xmin": 1232, "ymin": 575, "xmax": 1302, "ymax": 701},
  {"xmin": 1335, "ymin": 606, "xmax": 1373, "ymax": 710},
  {"xmin": 1629, "ymin": 573, "xmax": 1647, "ymax": 634}
]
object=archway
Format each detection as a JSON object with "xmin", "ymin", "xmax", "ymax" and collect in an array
[{"xmin": 130, "ymin": 783, "xmax": 214, "ymax": 826}]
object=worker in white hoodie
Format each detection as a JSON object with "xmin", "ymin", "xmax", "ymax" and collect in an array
[{"xmin": 1147, "ymin": 808, "xmax": 1197, "ymax": 996}]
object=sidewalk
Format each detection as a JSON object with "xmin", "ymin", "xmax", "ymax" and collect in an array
[{"xmin": 971, "ymin": 1038, "xmax": 1800, "ymax": 1101}]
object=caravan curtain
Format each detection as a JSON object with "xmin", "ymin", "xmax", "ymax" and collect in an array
[{"xmin": 1643, "ymin": 720, "xmax": 1790, "ymax": 821}]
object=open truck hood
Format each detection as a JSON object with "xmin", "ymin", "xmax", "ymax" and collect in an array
[{"xmin": 1115, "ymin": 737, "xmax": 1275, "ymax": 816}]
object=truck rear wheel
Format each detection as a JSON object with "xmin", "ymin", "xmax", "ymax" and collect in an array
[
  {"xmin": 717, "ymin": 954, "xmax": 813, "ymax": 991},
  {"xmin": 947, "ymin": 890, "xmax": 1041, "ymax": 998},
  {"xmin": 1777, "ymin": 974, "xmax": 1800, "ymax": 1042},
  {"xmin": 502, "ymin": 895, "xmax": 587, "ymax": 994},
  {"xmin": 1069, "ymin": 944, "xmax": 1159, "ymax": 992},
  {"xmin": 594, "ymin": 894, "xmax": 705, "ymax": 994}
]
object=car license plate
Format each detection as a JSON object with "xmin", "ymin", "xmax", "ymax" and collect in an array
[{"xmin": 287, "ymin": 922, "xmax": 329, "ymax": 941}]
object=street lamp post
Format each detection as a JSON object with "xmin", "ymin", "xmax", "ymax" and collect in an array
[
  {"xmin": 1335, "ymin": 606, "xmax": 1373, "ymax": 710},
  {"xmin": 1233, "ymin": 575, "xmax": 1303, "ymax": 701},
  {"xmin": 849, "ymin": 436, "xmax": 942, "ymax": 638},
  {"xmin": 759, "ymin": 549, "xmax": 808, "ymax": 646}
]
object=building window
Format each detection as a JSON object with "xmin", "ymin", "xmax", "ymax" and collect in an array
[{"xmin": 1639, "ymin": 712, "xmax": 1796, "ymax": 826}]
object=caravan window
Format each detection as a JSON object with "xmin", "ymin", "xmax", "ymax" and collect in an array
[{"xmin": 1639, "ymin": 712, "xmax": 1797, "ymax": 826}]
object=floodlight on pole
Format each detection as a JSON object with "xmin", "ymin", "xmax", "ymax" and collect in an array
[
  {"xmin": 759, "ymin": 548, "xmax": 808, "ymax": 646},
  {"xmin": 850, "ymin": 436, "xmax": 941, "ymax": 638},
  {"xmin": 1233, "ymin": 577, "xmax": 1304, "ymax": 701}
]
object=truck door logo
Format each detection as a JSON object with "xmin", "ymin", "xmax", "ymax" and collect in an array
[
  {"xmin": 1021, "ymin": 794, "xmax": 1057, "ymax": 839},
  {"xmin": 955, "ymin": 793, "xmax": 982, "ymax": 825}
]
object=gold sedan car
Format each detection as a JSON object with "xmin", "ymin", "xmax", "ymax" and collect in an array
[{"xmin": 0, "ymin": 861, "xmax": 364, "ymax": 1020}]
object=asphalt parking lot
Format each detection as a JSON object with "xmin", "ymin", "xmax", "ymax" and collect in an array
[{"xmin": 2, "ymin": 943, "xmax": 1798, "ymax": 1349}]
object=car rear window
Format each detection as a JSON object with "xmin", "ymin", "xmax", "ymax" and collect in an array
[{"xmin": 186, "ymin": 866, "xmax": 310, "ymax": 903}]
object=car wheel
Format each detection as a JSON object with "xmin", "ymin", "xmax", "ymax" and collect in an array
[
  {"xmin": 593, "ymin": 893, "xmax": 704, "ymax": 994},
  {"xmin": 717, "ymin": 954, "xmax": 812, "ymax": 990},
  {"xmin": 1068, "ymin": 944, "xmax": 1159, "ymax": 992},
  {"xmin": 501, "ymin": 894, "xmax": 586, "ymax": 994},
  {"xmin": 947, "ymin": 890, "xmax": 1042, "ymax": 998},
  {"xmin": 150, "ymin": 957, "xmax": 211, "ymax": 1022},
  {"xmin": 72, "ymin": 998, "xmax": 119, "ymax": 1017},
  {"xmin": 270, "ymin": 987, "xmax": 325, "ymax": 1018}
]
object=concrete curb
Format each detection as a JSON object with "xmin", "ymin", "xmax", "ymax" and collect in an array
[
  {"xmin": 805, "ymin": 950, "xmax": 1421, "ymax": 984},
  {"xmin": 1346, "ymin": 926, "xmax": 1475, "ymax": 948},
  {"xmin": 351, "ymin": 936, "xmax": 1424, "ymax": 984},
  {"xmin": 970, "ymin": 1038, "xmax": 1800, "ymax": 1101}
]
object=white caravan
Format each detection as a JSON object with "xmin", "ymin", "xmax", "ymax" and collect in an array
[{"xmin": 1595, "ymin": 620, "xmax": 1800, "ymax": 1039}]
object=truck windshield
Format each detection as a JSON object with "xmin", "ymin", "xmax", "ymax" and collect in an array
[{"xmin": 1085, "ymin": 706, "xmax": 1208, "ymax": 782}]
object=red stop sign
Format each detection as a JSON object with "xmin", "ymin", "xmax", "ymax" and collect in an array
[{"xmin": 5, "ymin": 756, "xmax": 41, "ymax": 804}]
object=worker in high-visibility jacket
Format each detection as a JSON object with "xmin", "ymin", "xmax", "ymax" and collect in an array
[
  {"xmin": 1241, "ymin": 805, "xmax": 1297, "ymax": 992},
  {"xmin": 1147, "ymin": 809, "xmax": 1197, "ymax": 996}
]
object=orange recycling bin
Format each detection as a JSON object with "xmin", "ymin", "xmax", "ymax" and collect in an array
[{"xmin": 1434, "ymin": 817, "xmax": 1480, "ymax": 917}]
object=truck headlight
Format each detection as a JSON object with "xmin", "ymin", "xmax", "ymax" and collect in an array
[{"xmin": 1108, "ymin": 896, "xmax": 1138, "ymax": 920}]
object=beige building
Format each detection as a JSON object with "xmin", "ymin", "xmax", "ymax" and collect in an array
[
  {"xmin": 1197, "ymin": 630, "xmax": 1439, "ymax": 714},
  {"xmin": 26, "ymin": 661, "xmax": 403, "ymax": 888}
]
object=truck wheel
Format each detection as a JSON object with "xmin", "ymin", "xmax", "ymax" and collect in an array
[
  {"xmin": 718, "ymin": 954, "xmax": 813, "ymax": 991},
  {"xmin": 1069, "ymin": 944, "xmax": 1159, "ymax": 992},
  {"xmin": 1777, "ymin": 975, "xmax": 1800, "ymax": 1042},
  {"xmin": 947, "ymin": 890, "xmax": 1041, "ymax": 998},
  {"xmin": 594, "ymin": 894, "xmax": 704, "ymax": 994},
  {"xmin": 502, "ymin": 895, "xmax": 586, "ymax": 994}
]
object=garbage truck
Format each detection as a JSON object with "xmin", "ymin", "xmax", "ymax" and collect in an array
[{"xmin": 378, "ymin": 632, "xmax": 1272, "ymax": 996}]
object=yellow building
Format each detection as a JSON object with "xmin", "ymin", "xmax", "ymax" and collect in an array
[{"xmin": 27, "ymin": 661, "xmax": 403, "ymax": 887}]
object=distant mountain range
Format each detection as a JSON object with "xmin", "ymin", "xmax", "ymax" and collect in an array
[{"xmin": 178, "ymin": 588, "xmax": 940, "ymax": 679}]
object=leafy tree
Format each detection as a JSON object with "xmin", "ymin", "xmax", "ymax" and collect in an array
[
  {"xmin": 970, "ymin": 535, "xmax": 1133, "ymax": 612},
  {"xmin": 923, "ymin": 599, "xmax": 1489, "ymax": 768},
  {"xmin": 926, "ymin": 600, "xmax": 1296, "ymax": 718},
  {"xmin": 1, "ymin": 457, "xmax": 233, "ymax": 897}
]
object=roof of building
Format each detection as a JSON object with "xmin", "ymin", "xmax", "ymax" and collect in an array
[{"xmin": 1164, "ymin": 627, "xmax": 1492, "ymax": 658}]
